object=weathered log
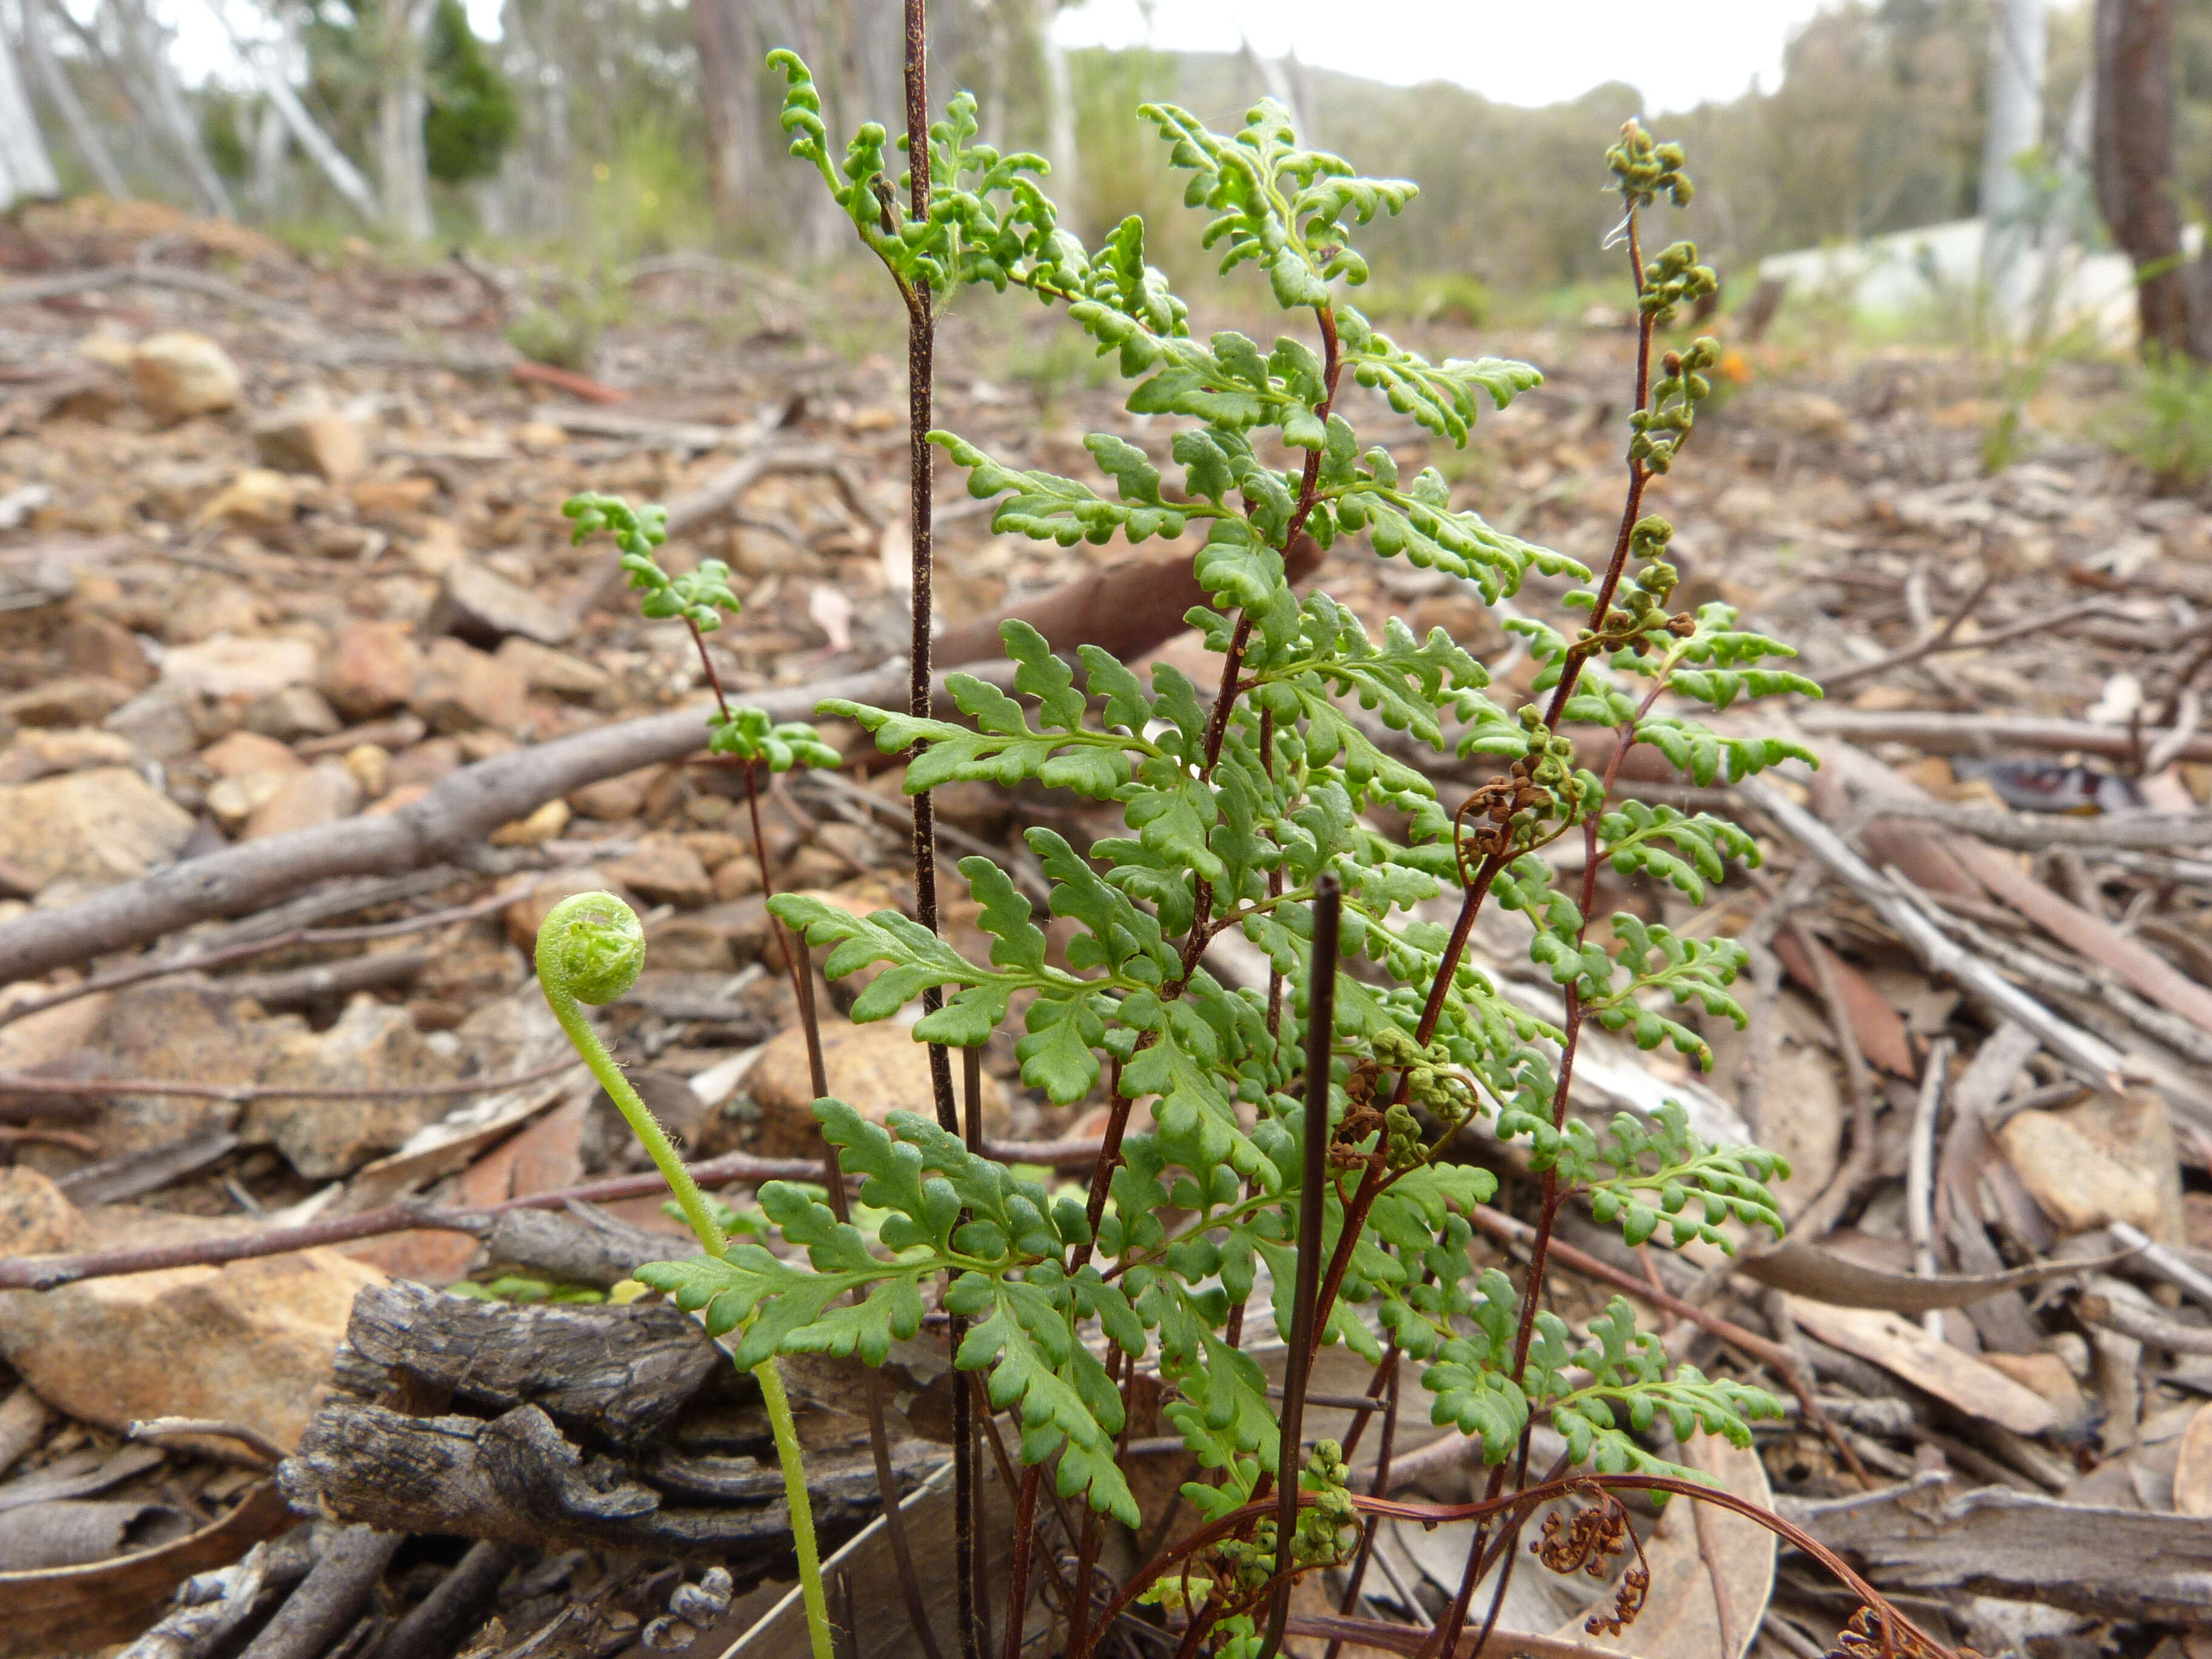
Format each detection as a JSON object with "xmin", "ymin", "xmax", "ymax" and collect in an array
[
  {"xmin": 1795, "ymin": 1485, "xmax": 2212, "ymax": 1623},
  {"xmin": 281, "ymin": 1403, "xmax": 905, "ymax": 1558},
  {"xmin": 335, "ymin": 1282, "xmax": 719, "ymax": 1447}
]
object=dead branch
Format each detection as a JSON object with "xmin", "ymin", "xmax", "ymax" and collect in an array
[
  {"xmin": 335, "ymin": 1281, "xmax": 720, "ymax": 1446},
  {"xmin": 2074, "ymin": 1291, "xmax": 2212, "ymax": 1355},
  {"xmin": 0, "ymin": 663, "xmax": 900, "ymax": 986},
  {"xmin": 1820, "ymin": 594, "xmax": 2134, "ymax": 694},
  {"xmin": 1860, "ymin": 799, "xmax": 2212, "ymax": 851},
  {"xmin": 0, "ymin": 1148, "xmax": 827, "ymax": 1289},
  {"xmin": 1736, "ymin": 777, "xmax": 2125, "ymax": 1084},
  {"xmin": 235, "ymin": 1524, "xmax": 400, "ymax": 1659},
  {"xmin": 1798, "ymin": 709, "xmax": 2212, "ymax": 765},
  {"xmin": 0, "ymin": 1056, "xmax": 579, "ymax": 1105}
]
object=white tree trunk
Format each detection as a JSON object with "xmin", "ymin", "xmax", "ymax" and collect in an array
[
  {"xmin": 23, "ymin": 0, "xmax": 120, "ymax": 198},
  {"xmin": 1038, "ymin": 0, "xmax": 1081, "ymax": 244},
  {"xmin": 1981, "ymin": 0, "xmax": 2046, "ymax": 317},
  {"xmin": 0, "ymin": 27, "xmax": 56, "ymax": 208},
  {"xmin": 375, "ymin": 0, "xmax": 432, "ymax": 241},
  {"xmin": 115, "ymin": 0, "xmax": 232, "ymax": 218},
  {"xmin": 217, "ymin": 0, "xmax": 378, "ymax": 224},
  {"xmin": 249, "ymin": 89, "xmax": 284, "ymax": 212}
]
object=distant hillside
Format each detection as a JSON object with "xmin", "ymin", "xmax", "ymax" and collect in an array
[{"xmin": 1047, "ymin": 2, "xmax": 2119, "ymax": 294}]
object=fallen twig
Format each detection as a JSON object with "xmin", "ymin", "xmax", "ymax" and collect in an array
[
  {"xmin": 1858, "ymin": 799, "xmax": 2212, "ymax": 852},
  {"xmin": 2076, "ymin": 1292, "xmax": 2212, "ymax": 1354},
  {"xmin": 0, "ymin": 1056, "xmax": 580, "ymax": 1105},
  {"xmin": 236, "ymin": 1523, "xmax": 400, "ymax": 1659},
  {"xmin": 0, "ymin": 663, "xmax": 902, "ymax": 985},
  {"xmin": 1797, "ymin": 709, "xmax": 2212, "ymax": 765},
  {"xmin": 0, "ymin": 1147, "xmax": 828, "ymax": 1289},
  {"xmin": 1736, "ymin": 777, "xmax": 2123, "ymax": 1084},
  {"xmin": 1821, "ymin": 594, "xmax": 2133, "ymax": 694}
]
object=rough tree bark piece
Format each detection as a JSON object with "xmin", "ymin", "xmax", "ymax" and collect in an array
[
  {"xmin": 1798, "ymin": 1484, "xmax": 2212, "ymax": 1622},
  {"xmin": 281, "ymin": 1401, "xmax": 893, "ymax": 1557},
  {"xmin": 334, "ymin": 1281, "xmax": 719, "ymax": 1447}
]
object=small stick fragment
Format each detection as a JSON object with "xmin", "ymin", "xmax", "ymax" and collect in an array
[
  {"xmin": 238, "ymin": 1523, "xmax": 401, "ymax": 1659},
  {"xmin": 1906, "ymin": 1037, "xmax": 1952, "ymax": 1338}
]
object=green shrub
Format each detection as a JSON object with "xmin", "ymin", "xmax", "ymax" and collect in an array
[
  {"xmin": 424, "ymin": 0, "xmax": 518, "ymax": 184},
  {"xmin": 2112, "ymin": 350, "xmax": 2212, "ymax": 494}
]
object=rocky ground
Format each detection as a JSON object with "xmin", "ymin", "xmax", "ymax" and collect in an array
[{"xmin": 0, "ymin": 197, "xmax": 2209, "ymax": 1657}]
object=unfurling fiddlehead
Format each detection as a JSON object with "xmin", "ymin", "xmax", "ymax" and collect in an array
[{"xmin": 534, "ymin": 893, "xmax": 835, "ymax": 1659}]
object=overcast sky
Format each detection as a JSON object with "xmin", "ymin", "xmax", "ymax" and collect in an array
[{"xmin": 1056, "ymin": 0, "xmax": 1838, "ymax": 115}]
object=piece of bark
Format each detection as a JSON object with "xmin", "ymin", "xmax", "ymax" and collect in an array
[
  {"xmin": 282, "ymin": 1401, "xmax": 886, "ymax": 1558},
  {"xmin": 1780, "ymin": 1297, "xmax": 2056, "ymax": 1435},
  {"xmin": 336, "ymin": 1281, "xmax": 719, "ymax": 1447},
  {"xmin": 238, "ymin": 1523, "xmax": 400, "ymax": 1659},
  {"xmin": 0, "ymin": 1501, "xmax": 185, "ymax": 1571},
  {"xmin": 1945, "ymin": 836, "xmax": 2212, "ymax": 1039},
  {"xmin": 1794, "ymin": 1485, "xmax": 2212, "ymax": 1623},
  {"xmin": 1797, "ymin": 709, "xmax": 2212, "ymax": 765},
  {"xmin": 0, "ymin": 1481, "xmax": 293, "ymax": 1658}
]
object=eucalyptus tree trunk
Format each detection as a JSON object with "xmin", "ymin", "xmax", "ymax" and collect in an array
[
  {"xmin": 691, "ymin": 0, "xmax": 766, "ymax": 228},
  {"xmin": 375, "ymin": 0, "xmax": 434, "ymax": 240},
  {"xmin": 216, "ymin": 1, "xmax": 380, "ymax": 224},
  {"xmin": 113, "ymin": 0, "xmax": 232, "ymax": 217},
  {"xmin": 1038, "ymin": 0, "xmax": 1081, "ymax": 244},
  {"xmin": 0, "ymin": 31, "xmax": 56, "ymax": 208},
  {"xmin": 496, "ymin": 0, "xmax": 568, "ymax": 237},
  {"xmin": 23, "ymin": 0, "xmax": 122, "ymax": 198},
  {"xmin": 250, "ymin": 97, "xmax": 286, "ymax": 213},
  {"xmin": 2092, "ymin": 0, "xmax": 2188, "ymax": 356},
  {"xmin": 1979, "ymin": 0, "xmax": 2043, "ymax": 322}
]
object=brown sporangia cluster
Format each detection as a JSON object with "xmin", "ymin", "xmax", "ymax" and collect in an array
[{"xmin": 1531, "ymin": 1485, "xmax": 1651, "ymax": 1638}]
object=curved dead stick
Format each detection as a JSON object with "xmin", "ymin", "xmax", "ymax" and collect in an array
[
  {"xmin": 0, "ymin": 662, "xmax": 911, "ymax": 987},
  {"xmin": 0, "ymin": 1147, "xmax": 831, "ymax": 1290}
]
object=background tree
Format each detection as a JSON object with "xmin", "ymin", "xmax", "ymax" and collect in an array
[{"xmin": 2093, "ymin": 0, "xmax": 2187, "ymax": 355}]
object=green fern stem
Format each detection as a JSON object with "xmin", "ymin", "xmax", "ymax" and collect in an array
[
  {"xmin": 756, "ymin": 1353, "xmax": 839, "ymax": 1659},
  {"xmin": 534, "ymin": 892, "xmax": 835, "ymax": 1659}
]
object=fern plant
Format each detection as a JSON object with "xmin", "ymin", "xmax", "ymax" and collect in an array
[{"xmin": 552, "ymin": 60, "xmax": 1954, "ymax": 1659}]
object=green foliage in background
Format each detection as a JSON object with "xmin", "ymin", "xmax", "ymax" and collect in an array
[
  {"xmin": 2111, "ymin": 351, "xmax": 2212, "ymax": 494},
  {"xmin": 425, "ymin": 0, "xmax": 519, "ymax": 184}
]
